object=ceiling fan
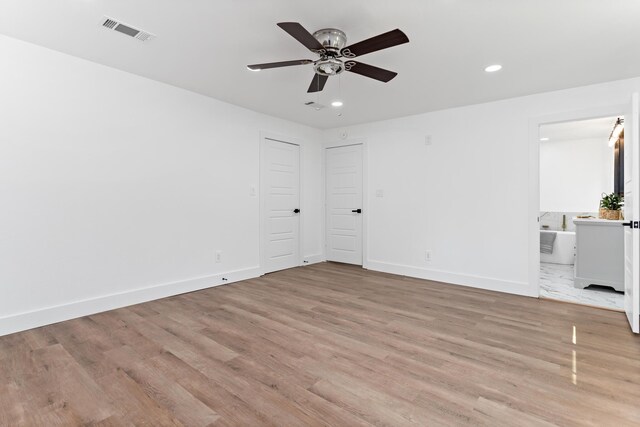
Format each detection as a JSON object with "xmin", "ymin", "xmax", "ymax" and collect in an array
[{"xmin": 247, "ymin": 22, "xmax": 409, "ymax": 93}]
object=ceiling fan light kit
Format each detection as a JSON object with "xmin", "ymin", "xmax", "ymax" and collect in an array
[
  {"xmin": 247, "ymin": 22, "xmax": 409, "ymax": 93},
  {"xmin": 315, "ymin": 58, "xmax": 344, "ymax": 76}
]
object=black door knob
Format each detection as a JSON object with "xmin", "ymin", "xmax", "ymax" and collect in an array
[
  {"xmin": 293, "ymin": 208, "xmax": 300, "ymax": 213},
  {"xmin": 351, "ymin": 209, "xmax": 362, "ymax": 213}
]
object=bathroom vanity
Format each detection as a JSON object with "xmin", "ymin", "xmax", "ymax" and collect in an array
[{"xmin": 573, "ymin": 218, "xmax": 624, "ymax": 292}]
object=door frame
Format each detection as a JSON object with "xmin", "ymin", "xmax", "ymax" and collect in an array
[
  {"xmin": 259, "ymin": 132, "xmax": 304, "ymax": 275},
  {"xmin": 323, "ymin": 138, "xmax": 369, "ymax": 268},
  {"xmin": 528, "ymin": 104, "xmax": 627, "ymax": 297}
]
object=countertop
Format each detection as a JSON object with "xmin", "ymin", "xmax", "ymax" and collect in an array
[{"xmin": 572, "ymin": 217, "xmax": 624, "ymax": 227}]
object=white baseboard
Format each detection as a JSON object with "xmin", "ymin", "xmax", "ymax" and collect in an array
[
  {"xmin": 0, "ymin": 261, "xmax": 535, "ymax": 337},
  {"xmin": 303, "ymin": 254, "xmax": 325, "ymax": 265},
  {"xmin": 366, "ymin": 260, "xmax": 536, "ymax": 297},
  {"xmin": 0, "ymin": 266, "xmax": 261, "ymax": 337}
]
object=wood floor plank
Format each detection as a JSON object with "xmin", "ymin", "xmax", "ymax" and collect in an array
[
  {"xmin": 19, "ymin": 343, "xmax": 115, "ymax": 424},
  {"xmin": 1, "ymin": 262, "xmax": 639, "ymax": 426},
  {"xmin": 0, "ymin": 382, "xmax": 27, "ymax": 425},
  {"xmin": 123, "ymin": 356, "xmax": 219, "ymax": 426},
  {"xmin": 149, "ymin": 351, "xmax": 276, "ymax": 427},
  {"xmin": 96, "ymin": 367, "xmax": 184, "ymax": 426},
  {"xmin": 224, "ymin": 355, "xmax": 373, "ymax": 427}
]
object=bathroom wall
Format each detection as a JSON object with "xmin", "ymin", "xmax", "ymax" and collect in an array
[{"xmin": 540, "ymin": 137, "xmax": 613, "ymax": 212}]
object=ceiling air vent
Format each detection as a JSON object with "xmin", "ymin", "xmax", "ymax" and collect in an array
[
  {"xmin": 304, "ymin": 101, "xmax": 326, "ymax": 111},
  {"xmin": 101, "ymin": 16, "xmax": 155, "ymax": 42}
]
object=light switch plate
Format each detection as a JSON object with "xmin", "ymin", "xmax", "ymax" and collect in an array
[
  {"xmin": 425, "ymin": 135, "xmax": 432, "ymax": 146},
  {"xmin": 376, "ymin": 189, "xmax": 384, "ymax": 198}
]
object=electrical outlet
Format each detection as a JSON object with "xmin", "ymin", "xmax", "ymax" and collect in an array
[
  {"xmin": 215, "ymin": 250, "xmax": 222, "ymax": 263},
  {"xmin": 376, "ymin": 189, "xmax": 384, "ymax": 198},
  {"xmin": 425, "ymin": 135, "xmax": 432, "ymax": 146},
  {"xmin": 249, "ymin": 186, "xmax": 256, "ymax": 197},
  {"xmin": 425, "ymin": 250, "xmax": 432, "ymax": 263}
]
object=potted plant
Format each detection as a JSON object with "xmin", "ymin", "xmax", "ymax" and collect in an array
[{"xmin": 599, "ymin": 192, "xmax": 624, "ymax": 220}]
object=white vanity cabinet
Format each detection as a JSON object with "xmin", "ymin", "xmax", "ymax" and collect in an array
[{"xmin": 573, "ymin": 218, "xmax": 624, "ymax": 292}]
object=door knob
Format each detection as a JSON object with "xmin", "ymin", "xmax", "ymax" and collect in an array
[
  {"xmin": 293, "ymin": 208, "xmax": 300, "ymax": 213},
  {"xmin": 351, "ymin": 209, "xmax": 362, "ymax": 213}
]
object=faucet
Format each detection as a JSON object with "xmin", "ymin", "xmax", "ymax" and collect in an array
[{"xmin": 539, "ymin": 212, "xmax": 550, "ymax": 229}]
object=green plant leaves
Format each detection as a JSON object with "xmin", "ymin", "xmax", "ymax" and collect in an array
[{"xmin": 600, "ymin": 192, "xmax": 624, "ymax": 210}]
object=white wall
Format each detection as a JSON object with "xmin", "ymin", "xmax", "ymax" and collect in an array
[
  {"xmin": 540, "ymin": 138, "xmax": 613, "ymax": 212},
  {"xmin": 323, "ymin": 77, "xmax": 640, "ymax": 296},
  {"xmin": 0, "ymin": 35, "xmax": 323, "ymax": 335},
  {"xmin": 3, "ymin": 33, "xmax": 640, "ymax": 336}
]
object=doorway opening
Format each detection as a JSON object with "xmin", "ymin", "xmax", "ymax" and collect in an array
[{"xmin": 537, "ymin": 115, "xmax": 625, "ymax": 310}]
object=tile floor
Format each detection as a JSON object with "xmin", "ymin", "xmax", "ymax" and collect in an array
[{"xmin": 540, "ymin": 262, "xmax": 624, "ymax": 310}]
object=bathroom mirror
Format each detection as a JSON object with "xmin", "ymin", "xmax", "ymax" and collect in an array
[{"xmin": 614, "ymin": 128, "xmax": 624, "ymax": 195}]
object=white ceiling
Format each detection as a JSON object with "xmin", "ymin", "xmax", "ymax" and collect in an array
[
  {"xmin": 540, "ymin": 116, "xmax": 620, "ymax": 142},
  {"xmin": 1, "ymin": 0, "xmax": 640, "ymax": 129}
]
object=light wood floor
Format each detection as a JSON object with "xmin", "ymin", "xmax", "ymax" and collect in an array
[{"xmin": 1, "ymin": 262, "xmax": 640, "ymax": 426}]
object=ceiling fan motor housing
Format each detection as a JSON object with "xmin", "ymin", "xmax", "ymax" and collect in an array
[
  {"xmin": 313, "ymin": 28, "xmax": 347, "ymax": 53},
  {"xmin": 312, "ymin": 28, "xmax": 347, "ymax": 76}
]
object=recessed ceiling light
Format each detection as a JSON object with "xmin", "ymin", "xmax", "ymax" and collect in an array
[
  {"xmin": 540, "ymin": 137, "xmax": 550, "ymax": 141},
  {"xmin": 331, "ymin": 100, "xmax": 343, "ymax": 108},
  {"xmin": 484, "ymin": 64, "xmax": 502, "ymax": 73},
  {"xmin": 247, "ymin": 66, "xmax": 260, "ymax": 72}
]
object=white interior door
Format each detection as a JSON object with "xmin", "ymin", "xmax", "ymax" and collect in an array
[
  {"xmin": 263, "ymin": 138, "xmax": 300, "ymax": 273},
  {"xmin": 624, "ymin": 93, "xmax": 640, "ymax": 333},
  {"xmin": 326, "ymin": 144, "xmax": 363, "ymax": 265}
]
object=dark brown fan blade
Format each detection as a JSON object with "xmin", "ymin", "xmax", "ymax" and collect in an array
[
  {"xmin": 340, "ymin": 29, "xmax": 409, "ymax": 58},
  {"xmin": 247, "ymin": 59, "xmax": 313, "ymax": 71},
  {"xmin": 277, "ymin": 22, "xmax": 325, "ymax": 52},
  {"xmin": 307, "ymin": 73, "xmax": 328, "ymax": 93},
  {"xmin": 345, "ymin": 61, "xmax": 397, "ymax": 82}
]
